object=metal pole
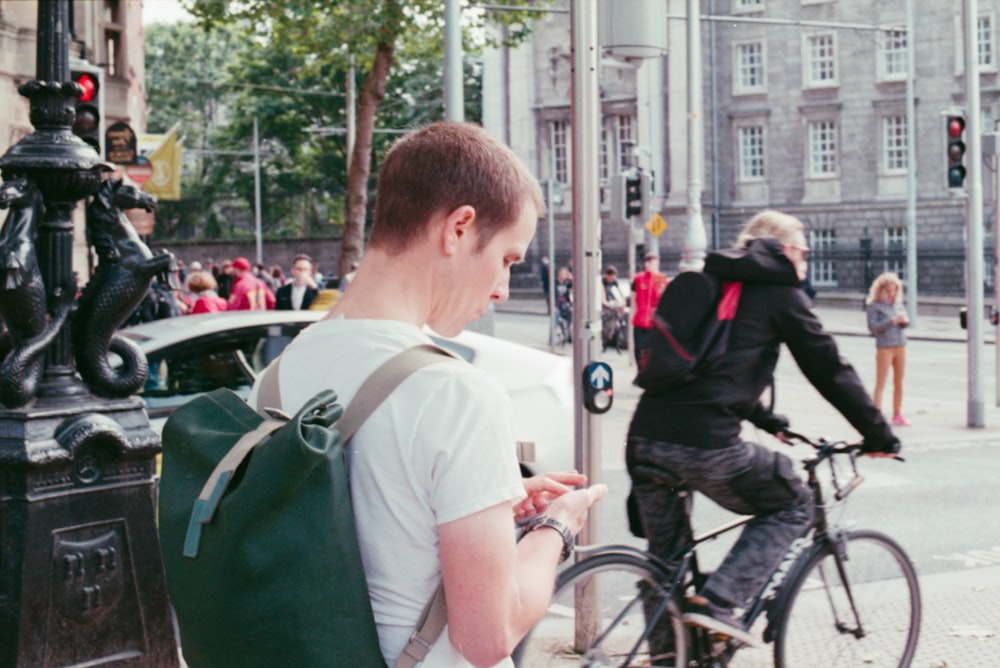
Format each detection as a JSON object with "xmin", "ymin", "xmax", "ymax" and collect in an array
[
  {"xmin": 444, "ymin": 0, "xmax": 464, "ymax": 122},
  {"xmin": 570, "ymin": 0, "xmax": 602, "ymax": 537},
  {"xmin": 570, "ymin": 0, "xmax": 602, "ymax": 649},
  {"xmin": 253, "ymin": 115, "xmax": 263, "ymax": 265},
  {"xmin": 681, "ymin": 0, "xmax": 707, "ymax": 271},
  {"xmin": 904, "ymin": 0, "xmax": 918, "ymax": 327},
  {"xmin": 964, "ymin": 0, "xmax": 985, "ymax": 427},
  {"xmin": 547, "ymin": 176, "xmax": 556, "ymax": 351},
  {"xmin": 995, "ymin": 120, "xmax": 1000, "ymax": 407}
]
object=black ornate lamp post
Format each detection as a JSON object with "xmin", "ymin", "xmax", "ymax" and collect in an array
[{"xmin": 0, "ymin": 1, "xmax": 178, "ymax": 665}]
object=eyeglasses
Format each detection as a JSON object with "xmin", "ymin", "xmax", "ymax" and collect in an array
[{"xmin": 785, "ymin": 245, "xmax": 811, "ymax": 258}]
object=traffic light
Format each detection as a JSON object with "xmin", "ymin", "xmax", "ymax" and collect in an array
[
  {"xmin": 945, "ymin": 114, "xmax": 966, "ymax": 190},
  {"xmin": 625, "ymin": 175, "xmax": 642, "ymax": 218},
  {"xmin": 71, "ymin": 66, "xmax": 103, "ymax": 156}
]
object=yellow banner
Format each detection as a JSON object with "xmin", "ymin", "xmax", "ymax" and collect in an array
[{"xmin": 143, "ymin": 124, "xmax": 182, "ymax": 201}]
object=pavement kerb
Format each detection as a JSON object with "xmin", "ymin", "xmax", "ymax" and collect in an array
[{"xmin": 494, "ymin": 296, "xmax": 995, "ymax": 345}]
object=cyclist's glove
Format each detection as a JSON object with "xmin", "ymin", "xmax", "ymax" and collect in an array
[
  {"xmin": 862, "ymin": 435, "xmax": 901, "ymax": 455},
  {"xmin": 747, "ymin": 402, "xmax": 789, "ymax": 435}
]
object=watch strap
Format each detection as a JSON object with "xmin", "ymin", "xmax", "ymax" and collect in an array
[{"xmin": 527, "ymin": 515, "xmax": 574, "ymax": 563}]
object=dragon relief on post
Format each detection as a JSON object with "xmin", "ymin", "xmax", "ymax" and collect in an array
[
  {"xmin": 73, "ymin": 179, "xmax": 173, "ymax": 398},
  {"xmin": 0, "ymin": 178, "xmax": 76, "ymax": 408}
]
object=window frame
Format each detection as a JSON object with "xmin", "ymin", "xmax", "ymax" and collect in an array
[
  {"xmin": 878, "ymin": 29, "xmax": 908, "ymax": 82},
  {"xmin": 550, "ymin": 120, "xmax": 570, "ymax": 185},
  {"xmin": 882, "ymin": 115, "xmax": 909, "ymax": 175},
  {"xmin": 737, "ymin": 124, "xmax": 766, "ymax": 182},
  {"xmin": 803, "ymin": 32, "xmax": 839, "ymax": 89},
  {"xmin": 806, "ymin": 120, "xmax": 839, "ymax": 179},
  {"xmin": 808, "ymin": 228, "xmax": 837, "ymax": 288},
  {"xmin": 734, "ymin": 40, "xmax": 767, "ymax": 95}
]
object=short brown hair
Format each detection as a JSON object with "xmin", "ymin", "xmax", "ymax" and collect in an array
[{"xmin": 368, "ymin": 122, "xmax": 543, "ymax": 254}]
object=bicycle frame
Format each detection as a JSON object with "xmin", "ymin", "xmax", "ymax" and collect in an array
[{"xmin": 620, "ymin": 438, "xmax": 873, "ymax": 661}]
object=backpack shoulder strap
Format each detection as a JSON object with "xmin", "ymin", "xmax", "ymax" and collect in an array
[
  {"xmin": 255, "ymin": 355, "xmax": 284, "ymax": 412},
  {"xmin": 339, "ymin": 343, "xmax": 456, "ymax": 442}
]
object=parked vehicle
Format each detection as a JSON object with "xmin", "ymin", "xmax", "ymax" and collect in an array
[{"xmin": 120, "ymin": 310, "xmax": 573, "ymax": 476}]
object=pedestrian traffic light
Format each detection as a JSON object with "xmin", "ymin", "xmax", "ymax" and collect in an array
[
  {"xmin": 945, "ymin": 114, "xmax": 966, "ymax": 190},
  {"xmin": 71, "ymin": 66, "xmax": 103, "ymax": 156},
  {"xmin": 625, "ymin": 175, "xmax": 642, "ymax": 218}
]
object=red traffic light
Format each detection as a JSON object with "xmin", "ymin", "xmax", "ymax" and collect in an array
[
  {"xmin": 947, "ymin": 116, "xmax": 965, "ymax": 138},
  {"xmin": 76, "ymin": 73, "xmax": 97, "ymax": 103}
]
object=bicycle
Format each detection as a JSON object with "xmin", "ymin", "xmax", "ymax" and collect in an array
[
  {"xmin": 555, "ymin": 301, "xmax": 573, "ymax": 348},
  {"xmin": 514, "ymin": 432, "xmax": 921, "ymax": 667}
]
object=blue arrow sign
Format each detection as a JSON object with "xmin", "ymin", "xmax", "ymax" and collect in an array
[{"xmin": 589, "ymin": 362, "xmax": 612, "ymax": 389}]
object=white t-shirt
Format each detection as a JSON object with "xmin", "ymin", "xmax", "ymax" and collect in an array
[{"xmin": 249, "ymin": 318, "xmax": 525, "ymax": 667}]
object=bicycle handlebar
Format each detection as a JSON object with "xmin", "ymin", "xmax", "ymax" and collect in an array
[{"xmin": 781, "ymin": 429, "xmax": 904, "ymax": 462}]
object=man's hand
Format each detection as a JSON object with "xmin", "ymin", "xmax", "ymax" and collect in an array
[
  {"xmin": 862, "ymin": 435, "xmax": 902, "ymax": 457},
  {"xmin": 514, "ymin": 471, "xmax": 587, "ymax": 520}
]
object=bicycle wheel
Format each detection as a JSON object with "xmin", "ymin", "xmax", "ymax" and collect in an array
[
  {"xmin": 514, "ymin": 551, "xmax": 687, "ymax": 667},
  {"xmin": 774, "ymin": 529, "xmax": 921, "ymax": 668}
]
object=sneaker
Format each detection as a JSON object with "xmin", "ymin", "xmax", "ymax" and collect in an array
[
  {"xmin": 892, "ymin": 414, "xmax": 911, "ymax": 426},
  {"xmin": 682, "ymin": 598, "xmax": 759, "ymax": 648}
]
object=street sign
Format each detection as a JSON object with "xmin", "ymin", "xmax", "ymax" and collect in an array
[
  {"xmin": 645, "ymin": 212, "xmax": 667, "ymax": 237},
  {"xmin": 124, "ymin": 161, "xmax": 153, "ymax": 184}
]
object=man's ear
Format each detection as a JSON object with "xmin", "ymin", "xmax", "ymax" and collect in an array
[{"xmin": 441, "ymin": 205, "xmax": 476, "ymax": 256}]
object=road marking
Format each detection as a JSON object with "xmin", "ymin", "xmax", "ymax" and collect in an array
[
  {"xmin": 932, "ymin": 546, "xmax": 1000, "ymax": 568},
  {"xmin": 905, "ymin": 439, "xmax": 1000, "ymax": 452}
]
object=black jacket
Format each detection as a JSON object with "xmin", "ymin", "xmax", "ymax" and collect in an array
[
  {"xmin": 628, "ymin": 237, "xmax": 895, "ymax": 450},
  {"xmin": 275, "ymin": 283, "xmax": 318, "ymax": 311}
]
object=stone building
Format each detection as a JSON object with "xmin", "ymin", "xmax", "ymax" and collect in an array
[
  {"xmin": 483, "ymin": 0, "xmax": 1000, "ymax": 300},
  {"xmin": 0, "ymin": 0, "xmax": 147, "ymax": 268},
  {"xmin": 1, "ymin": 0, "xmax": 146, "ymax": 156}
]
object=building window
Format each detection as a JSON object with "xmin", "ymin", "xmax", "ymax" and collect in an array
[
  {"xmin": 809, "ymin": 229, "xmax": 837, "ymax": 287},
  {"xmin": 979, "ymin": 14, "xmax": 996, "ymax": 69},
  {"xmin": 550, "ymin": 120, "xmax": 569, "ymax": 184},
  {"xmin": 807, "ymin": 120, "xmax": 838, "ymax": 178},
  {"xmin": 735, "ymin": 41, "xmax": 766, "ymax": 94},
  {"xmin": 804, "ymin": 33, "xmax": 838, "ymax": 87},
  {"xmin": 882, "ymin": 115, "xmax": 908, "ymax": 174},
  {"xmin": 879, "ymin": 30, "xmax": 907, "ymax": 80},
  {"xmin": 885, "ymin": 227, "xmax": 907, "ymax": 279},
  {"xmin": 599, "ymin": 126, "xmax": 609, "ymax": 205},
  {"xmin": 737, "ymin": 125, "xmax": 766, "ymax": 181},
  {"xmin": 734, "ymin": 0, "xmax": 764, "ymax": 11},
  {"xmin": 617, "ymin": 115, "xmax": 635, "ymax": 170}
]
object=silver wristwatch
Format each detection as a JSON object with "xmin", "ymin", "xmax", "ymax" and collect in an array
[{"xmin": 526, "ymin": 515, "xmax": 574, "ymax": 563}]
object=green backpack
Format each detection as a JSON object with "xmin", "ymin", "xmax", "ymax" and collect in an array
[{"xmin": 158, "ymin": 344, "xmax": 451, "ymax": 667}]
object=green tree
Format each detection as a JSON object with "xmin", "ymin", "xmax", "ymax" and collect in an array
[{"xmin": 183, "ymin": 0, "xmax": 546, "ymax": 277}]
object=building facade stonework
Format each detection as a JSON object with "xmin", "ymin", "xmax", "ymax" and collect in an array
[
  {"xmin": 0, "ymin": 0, "xmax": 147, "ymax": 273},
  {"xmin": 484, "ymin": 0, "xmax": 1000, "ymax": 299}
]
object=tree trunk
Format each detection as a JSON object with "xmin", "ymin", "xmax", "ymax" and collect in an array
[{"xmin": 339, "ymin": 36, "xmax": 396, "ymax": 280}]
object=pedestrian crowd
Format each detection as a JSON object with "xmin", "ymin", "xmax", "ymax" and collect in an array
[{"xmin": 124, "ymin": 252, "xmax": 355, "ymax": 326}]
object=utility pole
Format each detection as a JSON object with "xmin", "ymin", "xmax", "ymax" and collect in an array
[
  {"xmin": 444, "ymin": 0, "xmax": 464, "ymax": 122},
  {"xmin": 964, "ymin": 0, "xmax": 986, "ymax": 427},
  {"xmin": 681, "ymin": 0, "xmax": 707, "ymax": 271}
]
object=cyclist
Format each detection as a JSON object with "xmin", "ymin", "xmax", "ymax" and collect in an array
[{"xmin": 625, "ymin": 209, "xmax": 900, "ymax": 652}]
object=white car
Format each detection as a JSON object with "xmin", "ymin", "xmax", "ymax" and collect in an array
[{"xmin": 121, "ymin": 310, "xmax": 573, "ymax": 476}]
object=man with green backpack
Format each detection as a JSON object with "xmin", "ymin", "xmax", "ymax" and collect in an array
[{"xmin": 161, "ymin": 121, "xmax": 606, "ymax": 667}]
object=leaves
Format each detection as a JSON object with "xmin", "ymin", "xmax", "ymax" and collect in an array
[{"xmin": 151, "ymin": 0, "xmax": 549, "ymax": 271}]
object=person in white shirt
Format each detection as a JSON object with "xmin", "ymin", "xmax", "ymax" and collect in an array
[{"xmin": 249, "ymin": 122, "xmax": 606, "ymax": 667}]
